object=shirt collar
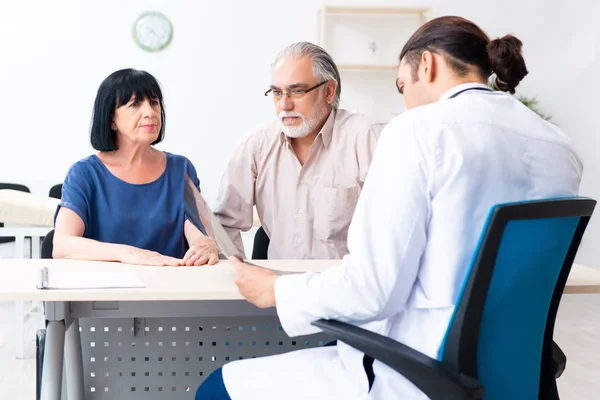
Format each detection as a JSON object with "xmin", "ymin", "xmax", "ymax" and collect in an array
[
  {"xmin": 438, "ymin": 82, "xmax": 491, "ymax": 102},
  {"xmin": 279, "ymin": 109, "xmax": 335, "ymax": 148}
]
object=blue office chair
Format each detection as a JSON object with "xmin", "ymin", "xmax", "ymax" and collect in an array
[{"xmin": 313, "ymin": 197, "xmax": 596, "ymax": 400}]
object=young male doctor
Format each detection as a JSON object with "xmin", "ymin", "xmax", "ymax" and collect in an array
[{"xmin": 196, "ymin": 16, "xmax": 582, "ymax": 399}]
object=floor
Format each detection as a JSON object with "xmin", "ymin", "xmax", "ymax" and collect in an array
[{"xmin": 0, "ymin": 242, "xmax": 599, "ymax": 399}]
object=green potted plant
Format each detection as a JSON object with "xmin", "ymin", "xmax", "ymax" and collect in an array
[{"xmin": 515, "ymin": 95, "xmax": 551, "ymax": 121}]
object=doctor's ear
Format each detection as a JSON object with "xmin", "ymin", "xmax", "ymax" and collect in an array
[{"xmin": 420, "ymin": 51, "xmax": 435, "ymax": 82}]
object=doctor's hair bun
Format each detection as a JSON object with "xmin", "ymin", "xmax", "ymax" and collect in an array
[{"xmin": 488, "ymin": 35, "xmax": 529, "ymax": 94}]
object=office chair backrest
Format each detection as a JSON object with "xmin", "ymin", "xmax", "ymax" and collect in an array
[
  {"xmin": 439, "ymin": 198, "xmax": 595, "ymax": 400},
  {"xmin": 49, "ymin": 184, "xmax": 62, "ymax": 200},
  {"xmin": 41, "ymin": 229, "xmax": 54, "ymax": 259},
  {"xmin": 252, "ymin": 226, "xmax": 270, "ymax": 260},
  {"xmin": 0, "ymin": 183, "xmax": 30, "ymax": 193}
]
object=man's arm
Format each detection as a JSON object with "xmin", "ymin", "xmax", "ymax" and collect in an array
[
  {"xmin": 213, "ymin": 133, "xmax": 258, "ymax": 255},
  {"xmin": 274, "ymin": 117, "xmax": 435, "ymax": 336}
]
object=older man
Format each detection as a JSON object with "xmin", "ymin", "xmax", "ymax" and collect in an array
[{"xmin": 214, "ymin": 41, "xmax": 384, "ymax": 260}]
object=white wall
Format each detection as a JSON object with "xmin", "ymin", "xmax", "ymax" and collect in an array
[
  {"xmin": 0, "ymin": 0, "xmax": 426, "ymax": 201},
  {"xmin": 2, "ymin": 0, "xmax": 599, "ymax": 267}
]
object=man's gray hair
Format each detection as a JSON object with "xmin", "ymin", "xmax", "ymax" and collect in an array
[{"xmin": 271, "ymin": 41, "xmax": 341, "ymax": 109}]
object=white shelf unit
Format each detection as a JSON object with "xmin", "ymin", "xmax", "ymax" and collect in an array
[
  {"xmin": 317, "ymin": 6, "xmax": 431, "ymax": 71},
  {"xmin": 316, "ymin": 6, "xmax": 431, "ymax": 123}
]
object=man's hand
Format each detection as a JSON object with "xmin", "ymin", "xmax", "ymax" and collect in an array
[
  {"xmin": 231, "ymin": 257, "xmax": 278, "ymax": 308},
  {"xmin": 183, "ymin": 235, "xmax": 219, "ymax": 266}
]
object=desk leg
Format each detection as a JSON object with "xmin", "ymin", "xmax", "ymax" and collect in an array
[
  {"xmin": 14, "ymin": 234, "xmax": 25, "ymax": 258},
  {"xmin": 40, "ymin": 321, "xmax": 66, "ymax": 400},
  {"xmin": 15, "ymin": 300, "xmax": 25, "ymax": 359},
  {"xmin": 64, "ymin": 319, "xmax": 84, "ymax": 400},
  {"xmin": 32, "ymin": 235, "xmax": 41, "ymax": 259}
]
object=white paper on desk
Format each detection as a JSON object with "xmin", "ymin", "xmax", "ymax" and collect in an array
[{"xmin": 37, "ymin": 267, "xmax": 145, "ymax": 290}]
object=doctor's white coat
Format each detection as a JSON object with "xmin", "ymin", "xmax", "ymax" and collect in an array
[{"xmin": 222, "ymin": 83, "xmax": 583, "ymax": 399}]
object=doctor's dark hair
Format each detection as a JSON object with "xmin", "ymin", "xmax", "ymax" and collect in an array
[
  {"xmin": 90, "ymin": 68, "xmax": 166, "ymax": 151},
  {"xmin": 399, "ymin": 16, "xmax": 528, "ymax": 94}
]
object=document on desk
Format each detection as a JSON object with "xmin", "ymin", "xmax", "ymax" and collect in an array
[{"xmin": 36, "ymin": 267, "xmax": 145, "ymax": 290}]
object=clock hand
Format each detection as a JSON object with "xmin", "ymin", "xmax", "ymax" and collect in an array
[{"xmin": 145, "ymin": 26, "xmax": 161, "ymax": 39}]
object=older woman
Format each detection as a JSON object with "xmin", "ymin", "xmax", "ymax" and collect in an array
[{"xmin": 53, "ymin": 68, "xmax": 218, "ymax": 266}]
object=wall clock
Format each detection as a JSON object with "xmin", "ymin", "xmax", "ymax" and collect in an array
[{"xmin": 132, "ymin": 11, "xmax": 173, "ymax": 52}]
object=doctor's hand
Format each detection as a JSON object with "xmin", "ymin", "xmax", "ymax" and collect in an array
[
  {"xmin": 231, "ymin": 257, "xmax": 278, "ymax": 308},
  {"xmin": 183, "ymin": 236, "xmax": 219, "ymax": 266}
]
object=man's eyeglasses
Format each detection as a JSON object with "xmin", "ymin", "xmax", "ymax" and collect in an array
[{"xmin": 264, "ymin": 81, "xmax": 328, "ymax": 101}]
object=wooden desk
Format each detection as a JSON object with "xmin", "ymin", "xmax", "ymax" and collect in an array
[
  {"xmin": 0, "ymin": 259, "xmax": 335, "ymax": 301},
  {"xmin": 563, "ymin": 264, "xmax": 600, "ymax": 294},
  {"xmin": 1, "ymin": 259, "xmax": 598, "ymax": 400},
  {"xmin": 0, "ymin": 259, "xmax": 598, "ymax": 301},
  {"xmin": 0, "ymin": 259, "xmax": 337, "ymax": 400}
]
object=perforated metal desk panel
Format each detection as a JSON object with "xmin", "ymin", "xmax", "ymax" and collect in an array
[{"xmin": 78, "ymin": 312, "xmax": 330, "ymax": 398}]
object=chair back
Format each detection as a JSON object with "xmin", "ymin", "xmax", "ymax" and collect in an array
[
  {"xmin": 439, "ymin": 198, "xmax": 595, "ymax": 400},
  {"xmin": 252, "ymin": 226, "xmax": 270, "ymax": 259},
  {"xmin": 41, "ymin": 229, "xmax": 54, "ymax": 259},
  {"xmin": 0, "ymin": 183, "xmax": 30, "ymax": 193},
  {"xmin": 49, "ymin": 184, "xmax": 62, "ymax": 199}
]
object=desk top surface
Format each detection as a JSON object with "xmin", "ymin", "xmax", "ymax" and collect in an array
[
  {"xmin": 0, "ymin": 259, "xmax": 336, "ymax": 301},
  {"xmin": 0, "ymin": 259, "xmax": 598, "ymax": 301}
]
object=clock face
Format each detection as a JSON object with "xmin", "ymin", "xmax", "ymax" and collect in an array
[{"xmin": 133, "ymin": 11, "xmax": 173, "ymax": 52}]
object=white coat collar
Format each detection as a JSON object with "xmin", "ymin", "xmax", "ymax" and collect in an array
[{"xmin": 438, "ymin": 82, "xmax": 491, "ymax": 102}]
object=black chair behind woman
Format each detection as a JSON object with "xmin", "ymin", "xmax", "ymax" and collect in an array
[
  {"xmin": 40, "ymin": 185, "xmax": 60, "ymax": 260},
  {"xmin": 49, "ymin": 184, "xmax": 62, "ymax": 200},
  {"xmin": 41, "ymin": 229, "xmax": 54, "ymax": 259}
]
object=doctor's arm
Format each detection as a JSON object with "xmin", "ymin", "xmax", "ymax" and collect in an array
[{"xmin": 274, "ymin": 121, "xmax": 433, "ymax": 336}]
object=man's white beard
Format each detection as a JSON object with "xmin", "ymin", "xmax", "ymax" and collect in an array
[{"xmin": 280, "ymin": 96, "xmax": 329, "ymax": 139}]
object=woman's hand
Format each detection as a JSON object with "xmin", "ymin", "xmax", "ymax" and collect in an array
[
  {"xmin": 182, "ymin": 235, "xmax": 220, "ymax": 266},
  {"xmin": 120, "ymin": 247, "xmax": 184, "ymax": 266}
]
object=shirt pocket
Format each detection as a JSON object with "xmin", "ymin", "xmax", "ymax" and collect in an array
[{"xmin": 314, "ymin": 185, "xmax": 360, "ymax": 244}]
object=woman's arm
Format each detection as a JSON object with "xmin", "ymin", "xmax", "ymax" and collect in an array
[
  {"xmin": 53, "ymin": 207, "xmax": 184, "ymax": 266},
  {"xmin": 183, "ymin": 220, "xmax": 219, "ymax": 266}
]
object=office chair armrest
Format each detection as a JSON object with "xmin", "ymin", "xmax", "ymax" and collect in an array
[
  {"xmin": 312, "ymin": 319, "xmax": 483, "ymax": 400},
  {"xmin": 552, "ymin": 340, "xmax": 566, "ymax": 378}
]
